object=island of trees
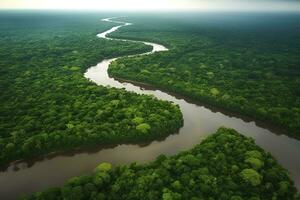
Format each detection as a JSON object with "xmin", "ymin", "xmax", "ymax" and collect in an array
[{"xmin": 23, "ymin": 128, "xmax": 299, "ymax": 200}]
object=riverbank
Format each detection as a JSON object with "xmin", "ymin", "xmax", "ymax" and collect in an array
[{"xmin": 1, "ymin": 17, "xmax": 300, "ymax": 199}]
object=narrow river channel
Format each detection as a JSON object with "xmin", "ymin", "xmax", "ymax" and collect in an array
[{"xmin": 1, "ymin": 18, "xmax": 299, "ymax": 200}]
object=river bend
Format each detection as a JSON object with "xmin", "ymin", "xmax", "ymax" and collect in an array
[{"xmin": 0, "ymin": 17, "xmax": 299, "ymax": 199}]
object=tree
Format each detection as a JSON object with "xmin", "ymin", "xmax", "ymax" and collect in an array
[
  {"xmin": 136, "ymin": 123, "xmax": 151, "ymax": 134},
  {"xmin": 94, "ymin": 162, "xmax": 112, "ymax": 173},
  {"xmin": 132, "ymin": 117, "xmax": 144, "ymax": 125},
  {"xmin": 240, "ymin": 169, "xmax": 262, "ymax": 186},
  {"xmin": 245, "ymin": 157, "xmax": 264, "ymax": 169}
]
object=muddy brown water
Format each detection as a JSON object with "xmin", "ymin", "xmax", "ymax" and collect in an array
[{"xmin": 1, "ymin": 18, "xmax": 299, "ymax": 200}]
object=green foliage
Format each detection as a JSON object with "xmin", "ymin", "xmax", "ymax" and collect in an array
[
  {"xmin": 245, "ymin": 150, "xmax": 263, "ymax": 160},
  {"xmin": 108, "ymin": 13, "xmax": 300, "ymax": 137},
  {"xmin": 171, "ymin": 180, "xmax": 182, "ymax": 190},
  {"xmin": 94, "ymin": 162, "xmax": 112, "ymax": 173},
  {"xmin": 245, "ymin": 157, "xmax": 264, "ymax": 169},
  {"xmin": 230, "ymin": 196, "xmax": 244, "ymax": 200},
  {"xmin": 132, "ymin": 117, "xmax": 144, "ymax": 124},
  {"xmin": 240, "ymin": 169, "xmax": 262, "ymax": 186},
  {"xmin": 136, "ymin": 123, "xmax": 151, "ymax": 134},
  {"xmin": 23, "ymin": 128, "xmax": 299, "ymax": 200},
  {"xmin": 0, "ymin": 13, "xmax": 183, "ymax": 165},
  {"xmin": 69, "ymin": 66, "xmax": 81, "ymax": 71}
]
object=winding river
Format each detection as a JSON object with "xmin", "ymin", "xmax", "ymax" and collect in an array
[{"xmin": 1, "ymin": 18, "xmax": 300, "ymax": 200}]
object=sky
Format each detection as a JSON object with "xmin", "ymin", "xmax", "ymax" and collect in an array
[{"xmin": 1, "ymin": 0, "xmax": 300, "ymax": 11}]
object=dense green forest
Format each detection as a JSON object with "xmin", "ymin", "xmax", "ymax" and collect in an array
[
  {"xmin": 22, "ymin": 128, "xmax": 299, "ymax": 200},
  {"xmin": 0, "ymin": 12, "xmax": 183, "ymax": 166},
  {"xmin": 109, "ymin": 13, "xmax": 300, "ymax": 137},
  {"xmin": 1, "ymin": 12, "xmax": 299, "ymax": 199}
]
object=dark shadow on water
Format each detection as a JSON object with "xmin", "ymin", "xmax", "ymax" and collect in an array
[{"xmin": 0, "ymin": 128, "xmax": 181, "ymax": 172}]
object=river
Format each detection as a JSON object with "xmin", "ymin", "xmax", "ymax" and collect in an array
[{"xmin": 0, "ymin": 17, "xmax": 299, "ymax": 200}]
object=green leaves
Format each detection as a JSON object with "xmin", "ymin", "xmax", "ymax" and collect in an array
[
  {"xmin": 240, "ymin": 168, "xmax": 262, "ymax": 186},
  {"xmin": 244, "ymin": 150, "xmax": 264, "ymax": 169},
  {"xmin": 136, "ymin": 123, "xmax": 151, "ymax": 134},
  {"xmin": 94, "ymin": 162, "xmax": 112, "ymax": 173},
  {"xmin": 132, "ymin": 117, "xmax": 144, "ymax": 125},
  {"xmin": 0, "ymin": 14, "xmax": 183, "ymax": 165},
  {"xmin": 108, "ymin": 16, "xmax": 300, "ymax": 136},
  {"xmin": 25, "ymin": 128, "xmax": 299, "ymax": 200},
  {"xmin": 210, "ymin": 88, "xmax": 220, "ymax": 96},
  {"xmin": 245, "ymin": 157, "xmax": 264, "ymax": 170},
  {"xmin": 245, "ymin": 150, "xmax": 263, "ymax": 160}
]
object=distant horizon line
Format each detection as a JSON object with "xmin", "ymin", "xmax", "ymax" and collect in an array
[{"xmin": 1, "ymin": 8, "xmax": 300, "ymax": 13}]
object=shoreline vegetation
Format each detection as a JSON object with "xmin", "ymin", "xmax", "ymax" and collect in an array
[
  {"xmin": 22, "ymin": 128, "xmax": 300, "ymax": 200},
  {"xmin": 111, "ymin": 76, "xmax": 290, "ymax": 137},
  {"xmin": 0, "ymin": 12, "xmax": 299, "ymax": 199},
  {"xmin": 108, "ymin": 14, "xmax": 300, "ymax": 138},
  {"xmin": 0, "ymin": 14, "xmax": 183, "ymax": 167}
]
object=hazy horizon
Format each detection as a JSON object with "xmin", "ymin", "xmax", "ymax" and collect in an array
[{"xmin": 1, "ymin": 0, "xmax": 300, "ymax": 12}]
